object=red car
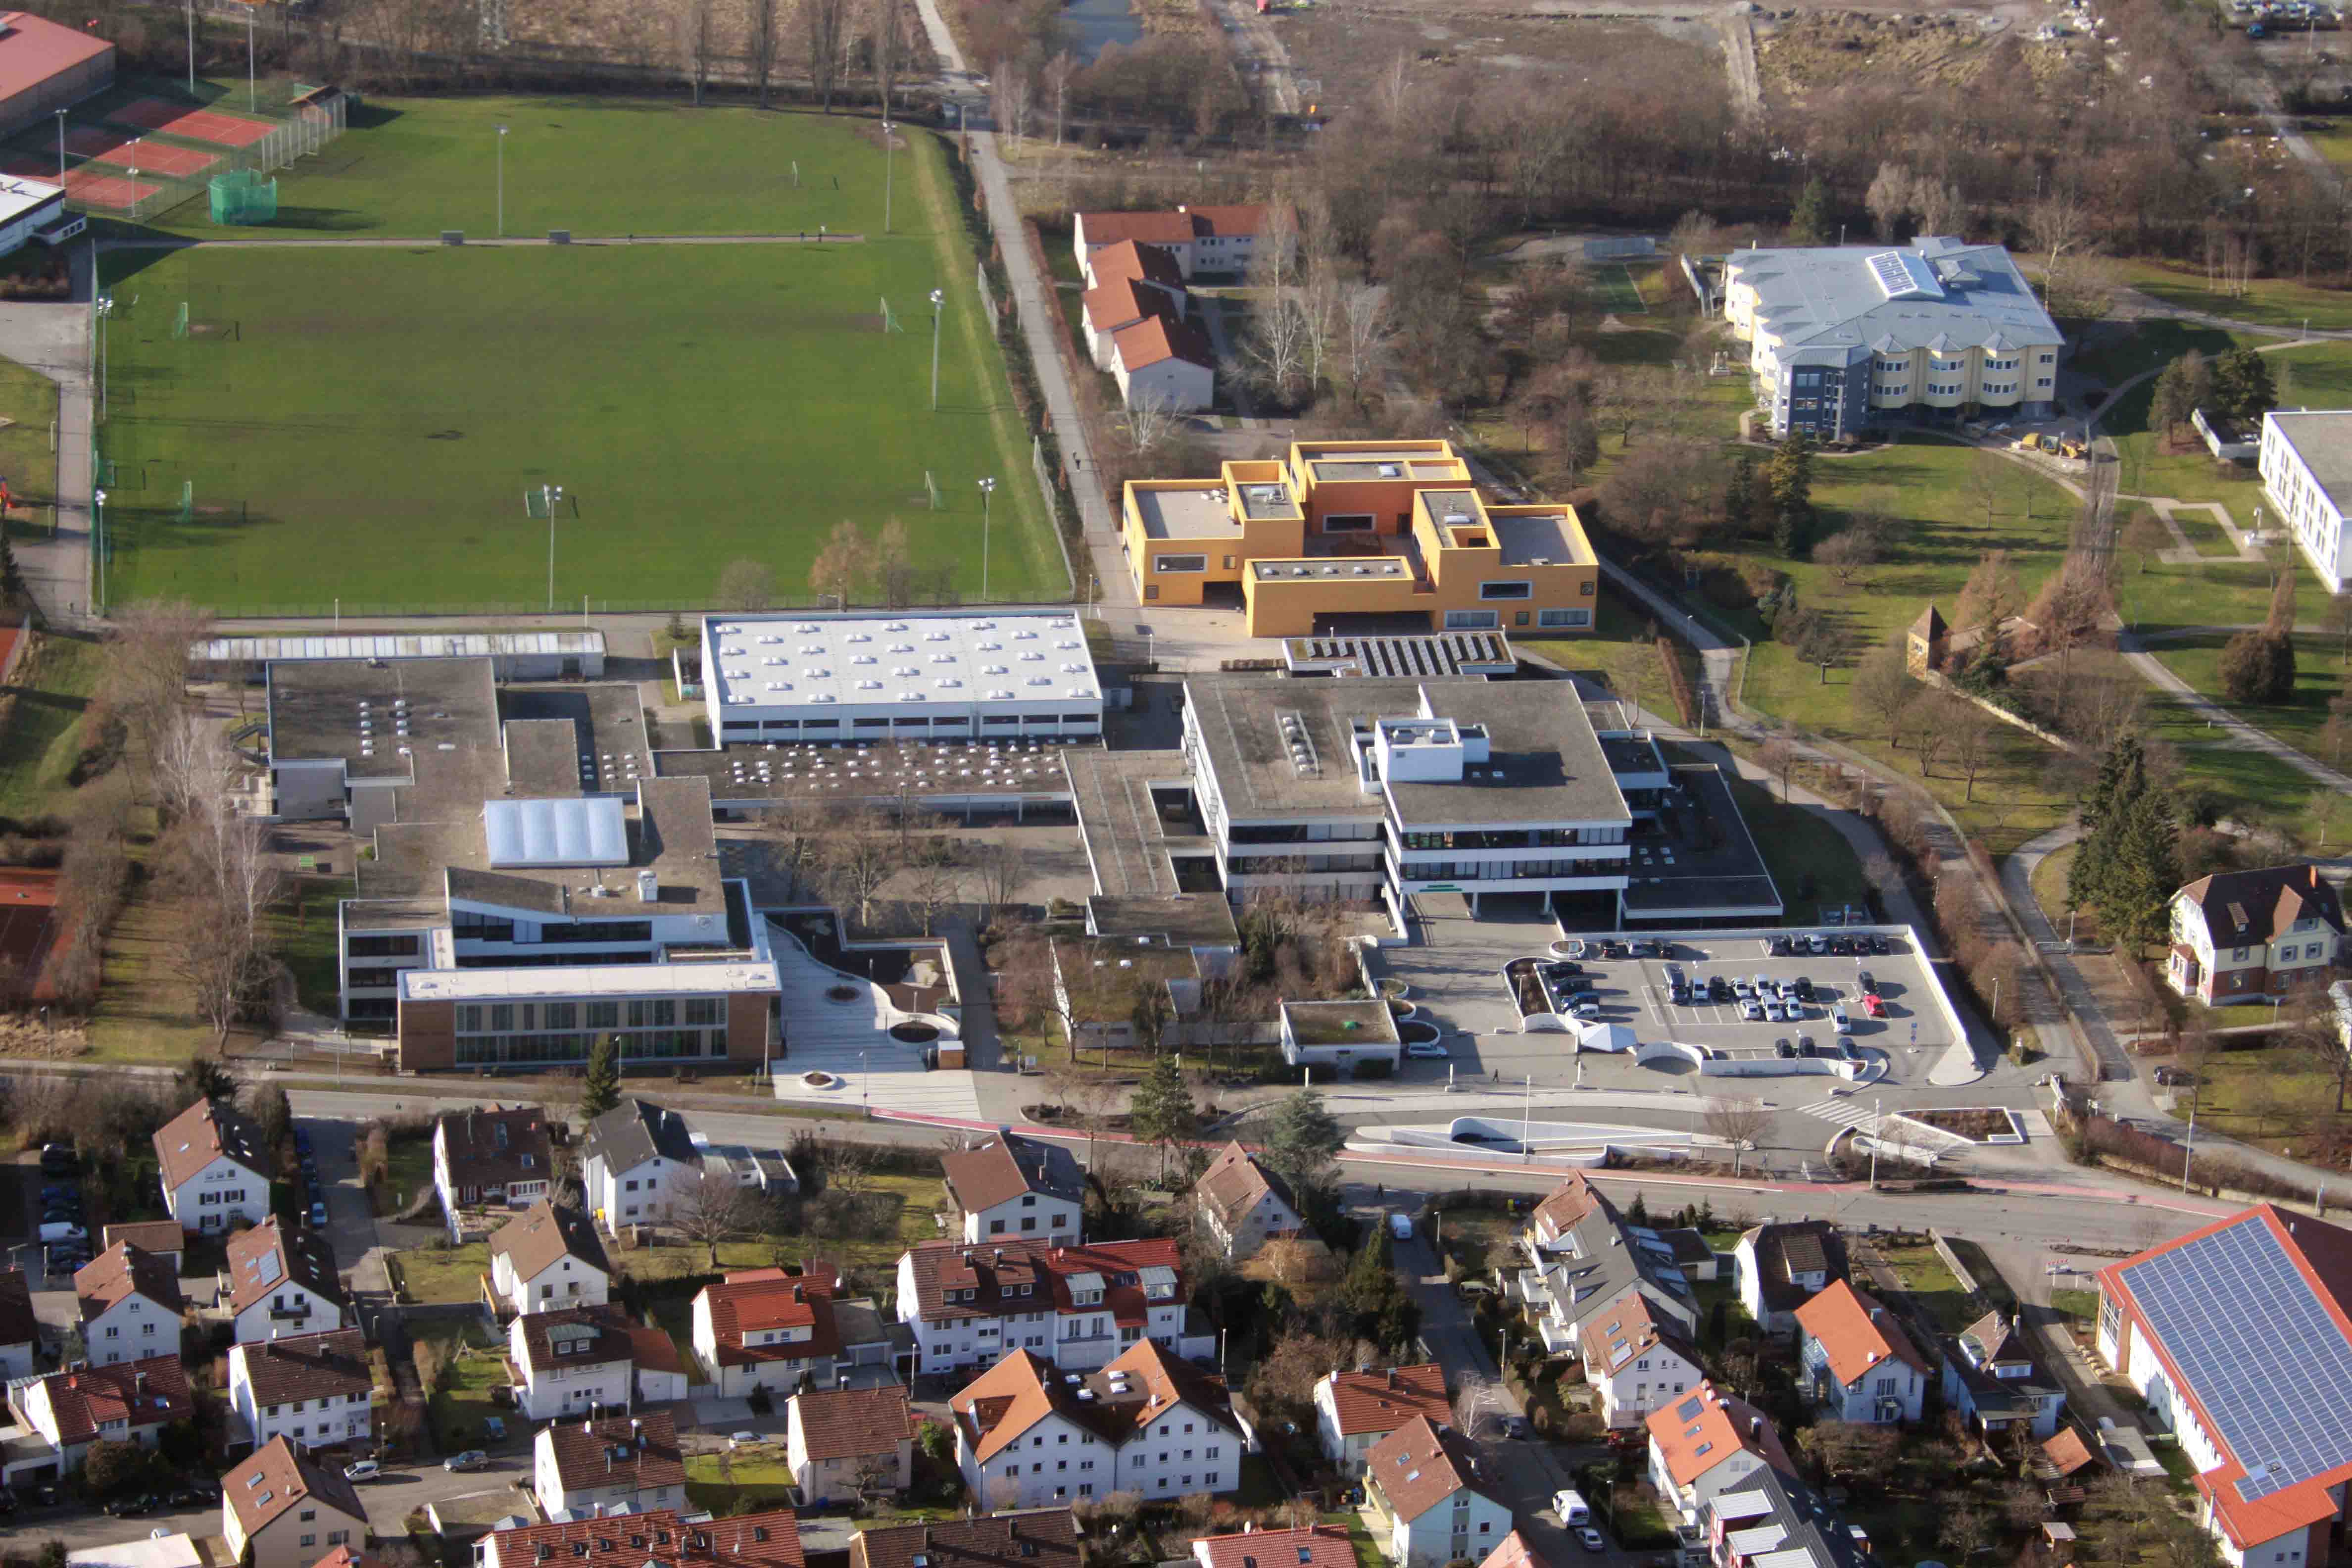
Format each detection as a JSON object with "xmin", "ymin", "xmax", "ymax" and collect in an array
[{"xmin": 1862, "ymin": 992, "xmax": 1886, "ymax": 1019}]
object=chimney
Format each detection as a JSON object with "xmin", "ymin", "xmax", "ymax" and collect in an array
[
  {"xmin": 1244, "ymin": 1524, "xmax": 1254, "ymax": 1535},
  {"xmin": 1385, "ymin": 1370, "xmax": 1396, "ymax": 1388},
  {"xmin": 1749, "ymin": 1417, "xmax": 1762, "ymax": 1439},
  {"xmin": 134, "ymin": 1369, "xmax": 145, "ymax": 1393}
]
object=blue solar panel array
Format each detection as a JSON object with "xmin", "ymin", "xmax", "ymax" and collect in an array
[{"xmin": 2121, "ymin": 1215, "xmax": 2352, "ymax": 1502}]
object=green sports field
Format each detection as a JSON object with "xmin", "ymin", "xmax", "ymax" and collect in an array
[{"xmin": 92, "ymin": 97, "xmax": 1063, "ymax": 610}]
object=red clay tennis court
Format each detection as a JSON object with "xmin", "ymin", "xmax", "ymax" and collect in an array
[
  {"xmin": 109, "ymin": 98, "xmax": 274, "ymax": 148},
  {"xmin": 62, "ymin": 128, "xmax": 216, "ymax": 179},
  {"xmin": 0, "ymin": 159, "xmax": 161, "ymax": 209}
]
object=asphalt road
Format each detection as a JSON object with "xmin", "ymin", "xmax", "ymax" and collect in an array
[{"xmin": 7, "ymin": 1465, "xmax": 536, "ymax": 1553}]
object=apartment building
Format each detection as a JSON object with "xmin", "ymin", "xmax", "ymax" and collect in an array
[
  {"xmin": 479, "ymin": 1508, "xmax": 805, "ymax": 1568},
  {"xmin": 435, "ymin": 1108, "xmax": 555, "ymax": 1233},
  {"xmin": 508, "ymin": 1302, "xmax": 687, "ymax": 1420},
  {"xmin": 582, "ymin": 1099, "xmax": 701, "ymax": 1237},
  {"xmin": 227, "ymin": 1330, "xmax": 373, "ymax": 1454},
  {"xmin": 894, "ymin": 1237, "xmax": 1213, "ymax": 1375},
  {"xmin": 223, "ymin": 1220, "xmax": 346, "ymax": 1344},
  {"xmin": 943, "ymin": 1132, "xmax": 1085, "ymax": 1248},
  {"xmin": 153, "ymin": 1098, "xmax": 271, "ymax": 1234},
  {"xmin": 1646, "ymin": 1384, "xmax": 1794, "ymax": 1525},
  {"xmin": 2259, "ymin": 411, "xmax": 2352, "ymax": 591},
  {"xmin": 9, "ymin": 1357, "xmax": 191, "ymax": 1472},
  {"xmin": 219, "ymin": 1438, "xmax": 367, "ymax": 1568},
  {"xmin": 1120, "ymin": 442, "xmax": 1599, "ymax": 638},
  {"xmin": 1363, "ymin": 1416, "xmax": 1512, "ymax": 1568},
  {"xmin": 1313, "ymin": 1364, "xmax": 1452, "ymax": 1474},
  {"xmin": 949, "ymin": 1340, "xmax": 1245, "ymax": 1507},
  {"xmin": 1194, "ymin": 1142, "xmax": 1315, "ymax": 1262},
  {"xmin": 532, "ymin": 1411, "xmax": 686, "ymax": 1519},
  {"xmin": 1181, "ymin": 674, "xmax": 1634, "ymax": 912},
  {"xmin": 487, "ymin": 1202, "xmax": 611, "ymax": 1317},
  {"xmin": 2165, "ymin": 863, "xmax": 2345, "ymax": 1006},
  {"xmin": 786, "ymin": 1384, "xmax": 918, "ymax": 1505},
  {"xmin": 1720, "ymin": 239, "xmax": 2063, "ymax": 438},
  {"xmin": 75, "ymin": 1243, "xmax": 183, "ymax": 1367},
  {"xmin": 1793, "ymin": 1280, "xmax": 1929, "ymax": 1424},
  {"xmin": 1073, "ymin": 203, "xmax": 1286, "ymax": 281}
]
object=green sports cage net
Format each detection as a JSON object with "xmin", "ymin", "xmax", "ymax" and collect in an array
[{"xmin": 209, "ymin": 169, "xmax": 278, "ymax": 226}]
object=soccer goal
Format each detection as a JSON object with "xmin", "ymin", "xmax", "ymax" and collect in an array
[
  {"xmin": 524, "ymin": 487, "xmax": 552, "ymax": 520},
  {"xmin": 879, "ymin": 296, "xmax": 904, "ymax": 333},
  {"xmin": 925, "ymin": 470, "xmax": 940, "ymax": 511},
  {"xmin": 171, "ymin": 301, "xmax": 190, "ymax": 340},
  {"xmin": 177, "ymin": 480, "xmax": 193, "ymax": 523}
]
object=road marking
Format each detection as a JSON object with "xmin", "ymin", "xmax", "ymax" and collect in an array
[{"xmin": 1795, "ymin": 1096, "xmax": 1878, "ymax": 1128}]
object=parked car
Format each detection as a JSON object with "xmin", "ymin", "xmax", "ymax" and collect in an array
[
  {"xmin": 38, "ymin": 1222, "xmax": 85, "ymax": 1243},
  {"xmin": 1862, "ymin": 993, "xmax": 1886, "ymax": 1019},
  {"xmin": 444, "ymin": 1451, "xmax": 490, "ymax": 1472},
  {"xmin": 1774, "ymin": 1039, "xmax": 1794, "ymax": 1059},
  {"xmin": 1499, "ymin": 1415, "xmax": 1530, "ymax": 1439},
  {"xmin": 1794, "ymin": 1035, "xmax": 1815, "ymax": 1057},
  {"xmin": 1831, "ymin": 1003, "xmax": 1852, "ymax": 1035},
  {"xmin": 1792, "ymin": 976, "xmax": 1814, "ymax": 1002},
  {"xmin": 2154, "ymin": 1065, "xmax": 2198, "ymax": 1086},
  {"xmin": 482, "ymin": 1417, "xmax": 507, "ymax": 1441},
  {"xmin": 309, "ymin": 1202, "xmax": 329, "ymax": 1226},
  {"xmin": 1738, "ymin": 999, "xmax": 1764, "ymax": 1022},
  {"xmin": 1708, "ymin": 976, "xmax": 1733, "ymax": 1003},
  {"xmin": 343, "ymin": 1462, "xmax": 381, "ymax": 1482},
  {"xmin": 38, "ymin": 1143, "xmax": 74, "ymax": 1176},
  {"xmin": 1731, "ymin": 976, "xmax": 1756, "ymax": 998},
  {"xmin": 1858, "ymin": 971, "xmax": 1878, "ymax": 996},
  {"xmin": 1567, "ymin": 996, "xmax": 1602, "ymax": 1019},
  {"xmin": 1405, "ymin": 1040, "xmax": 1449, "ymax": 1060},
  {"xmin": 1578, "ymin": 1529, "xmax": 1608, "ymax": 1554}
]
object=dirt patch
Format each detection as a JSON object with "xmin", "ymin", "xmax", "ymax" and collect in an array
[
  {"xmin": 1758, "ymin": 10, "xmax": 2091, "ymax": 105},
  {"xmin": 0, "ymin": 1015, "xmax": 89, "ymax": 1058},
  {"xmin": 1275, "ymin": 7, "xmax": 1719, "ymax": 115}
]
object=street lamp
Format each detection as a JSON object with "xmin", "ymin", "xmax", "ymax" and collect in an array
[
  {"xmin": 928, "ymin": 288, "xmax": 944, "ymax": 410},
  {"xmin": 246, "ymin": 2, "xmax": 257, "ymax": 111},
  {"xmin": 495, "ymin": 124, "xmax": 508, "ymax": 237},
  {"xmin": 94, "ymin": 294, "xmax": 113, "ymax": 422},
  {"xmin": 977, "ymin": 478, "xmax": 996, "ymax": 600},
  {"xmin": 185, "ymin": 0, "xmax": 195, "ymax": 93},
  {"xmin": 542, "ymin": 483, "xmax": 565, "ymax": 610},
  {"xmin": 882, "ymin": 121, "xmax": 895, "ymax": 235},
  {"xmin": 93, "ymin": 487, "xmax": 106, "ymax": 610}
]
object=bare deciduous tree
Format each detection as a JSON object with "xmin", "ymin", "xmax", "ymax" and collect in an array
[
  {"xmin": 676, "ymin": 1169, "xmax": 754, "ymax": 1266},
  {"xmin": 803, "ymin": 0, "xmax": 848, "ymax": 112},
  {"xmin": 717, "ymin": 558, "xmax": 778, "ymax": 611},
  {"xmin": 809, "ymin": 518, "xmax": 873, "ymax": 608},
  {"xmin": 678, "ymin": 0, "xmax": 717, "ymax": 105},
  {"xmin": 747, "ymin": 0, "xmax": 780, "ymax": 106},
  {"xmin": 876, "ymin": 516, "xmax": 916, "ymax": 609},
  {"xmin": 1703, "ymin": 1097, "xmax": 1770, "ymax": 1175}
]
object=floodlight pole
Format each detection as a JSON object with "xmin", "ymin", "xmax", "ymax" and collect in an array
[
  {"xmin": 882, "ymin": 121, "xmax": 894, "ymax": 235},
  {"xmin": 93, "ymin": 488, "xmax": 106, "ymax": 611},
  {"xmin": 247, "ymin": 6, "xmax": 256, "ymax": 111},
  {"xmin": 544, "ymin": 484, "xmax": 564, "ymax": 610},
  {"xmin": 185, "ymin": 0, "xmax": 195, "ymax": 93},
  {"xmin": 95, "ymin": 296, "xmax": 113, "ymax": 422},
  {"xmin": 495, "ymin": 124, "xmax": 508, "ymax": 237},
  {"xmin": 977, "ymin": 477, "xmax": 996, "ymax": 599},
  {"xmin": 928, "ymin": 288, "xmax": 944, "ymax": 410},
  {"xmin": 52, "ymin": 110, "xmax": 64, "ymax": 185}
]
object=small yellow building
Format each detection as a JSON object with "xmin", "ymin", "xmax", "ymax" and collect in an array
[{"xmin": 1119, "ymin": 441, "xmax": 1599, "ymax": 638}]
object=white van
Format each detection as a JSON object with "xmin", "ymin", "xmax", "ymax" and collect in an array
[
  {"xmin": 1553, "ymin": 1489, "xmax": 1590, "ymax": 1525},
  {"xmin": 1389, "ymin": 1211, "xmax": 1414, "ymax": 1242}
]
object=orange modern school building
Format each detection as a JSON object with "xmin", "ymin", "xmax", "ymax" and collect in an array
[{"xmin": 1118, "ymin": 440, "xmax": 1600, "ymax": 638}]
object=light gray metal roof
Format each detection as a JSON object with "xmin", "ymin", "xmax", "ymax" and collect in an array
[
  {"xmin": 196, "ymin": 631, "xmax": 604, "ymax": 664},
  {"xmin": 1726, "ymin": 237, "xmax": 2062, "ymax": 364},
  {"xmin": 481, "ymin": 796, "xmax": 629, "ymax": 868}
]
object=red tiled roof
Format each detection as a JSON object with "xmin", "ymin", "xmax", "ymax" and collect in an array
[
  {"xmin": 1114, "ymin": 314, "xmax": 1215, "ymax": 372},
  {"xmin": 790, "ymin": 1383, "xmax": 917, "ymax": 1462},
  {"xmin": 0, "ymin": 12, "xmax": 111, "ymax": 104},
  {"xmin": 222, "ymin": 1435, "xmax": 367, "ymax": 1538},
  {"xmin": 1320, "ymin": 1364, "xmax": 1450, "ymax": 1438},
  {"xmin": 489, "ymin": 1201, "xmax": 609, "ymax": 1283},
  {"xmin": 485, "ymin": 1507, "xmax": 803, "ymax": 1568},
  {"xmin": 233, "ymin": 1329, "xmax": 370, "ymax": 1409},
  {"xmin": 2041, "ymin": 1427, "xmax": 2095, "ymax": 1478},
  {"xmin": 438, "ymin": 1105, "xmax": 553, "ymax": 1191},
  {"xmin": 1644, "ymin": 1385, "xmax": 1791, "ymax": 1488},
  {"xmin": 851, "ymin": 1510, "xmax": 1077, "ymax": 1568},
  {"xmin": 1592, "ymin": 1293, "xmax": 1703, "ymax": 1378},
  {"xmin": 1197, "ymin": 1142, "xmax": 1306, "ymax": 1239},
  {"xmin": 153, "ymin": 1097, "xmax": 267, "ymax": 1191},
  {"xmin": 74, "ymin": 1240, "xmax": 183, "ymax": 1323},
  {"xmin": 1183, "ymin": 203, "xmax": 1273, "ymax": 237},
  {"xmin": 516, "ymin": 1303, "xmax": 637, "ymax": 1374},
  {"xmin": 953, "ymin": 1341, "xmax": 1239, "ymax": 1462},
  {"xmin": 939, "ymin": 1133, "xmax": 1082, "ymax": 1215},
  {"xmin": 1084, "ymin": 277, "xmax": 1177, "ymax": 335},
  {"xmin": 1531, "ymin": 1175, "xmax": 1604, "ymax": 1239},
  {"xmin": 1794, "ymin": 1280, "xmax": 1930, "ymax": 1388},
  {"xmin": 1078, "ymin": 210, "xmax": 1196, "ymax": 248},
  {"xmin": 1473, "ymin": 1531, "xmax": 1550, "ymax": 1568},
  {"xmin": 32, "ymin": 1354, "xmax": 191, "ymax": 1443},
  {"xmin": 628, "ymin": 1322, "xmax": 686, "ymax": 1375},
  {"xmin": 1089, "ymin": 238, "xmax": 1185, "ymax": 291},
  {"xmin": 902, "ymin": 1236, "xmax": 1184, "ymax": 1327},
  {"xmin": 700, "ymin": 1268, "xmax": 840, "ymax": 1369},
  {"xmin": 1365, "ymin": 1415, "xmax": 1495, "ymax": 1522},
  {"xmin": 541, "ymin": 1410, "xmax": 686, "ymax": 1495},
  {"xmin": 1193, "ymin": 1525, "xmax": 1358, "ymax": 1568},
  {"xmin": 226, "ymin": 1217, "xmax": 345, "ymax": 1316},
  {"xmin": 102, "ymin": 1221, "xmax": 188, "ymax": 1255}
]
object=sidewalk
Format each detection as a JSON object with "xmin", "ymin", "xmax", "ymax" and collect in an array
[{"xmin": 0, "ymin": 248, "xmax": 93, "ymax": 626}]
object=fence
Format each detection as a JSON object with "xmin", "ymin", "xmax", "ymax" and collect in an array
[
  {"xmin": 975, "ymin": 258, "xmax": 997, "ymax": 323},
  {"xmin": 32, "ymin": 84, "xmax": 350, "ymax": 224}
]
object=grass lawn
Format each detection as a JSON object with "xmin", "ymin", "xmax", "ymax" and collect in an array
[
  {"xmin": 380, "ymin": 1134, "xmax": 437, "ymax": 1217},
  {"xmin": 131, "ymin": 91, "xmax": 904, "ymax": 241},
  {"xmin": 0, "ymin": 633, "xmax": 98, "ymax": 818},
  {"xmin": 413, "ymin": 1318, "xmax": 512, "ymax": 1450},
  {"xmin": 2108, "ymin": 258, "xmax": 2352, "ymax": 333},
  {"xmin": 1318, "ymin": 1514, "xmax": 1386, "ymax": 1568},
  {"xmin": 2050, "ymin": 1287, "xmax": 2099, "ymax": 1326},
  {"xmin": 1710, "ymin": 762, "xmax": 1870, "ymax": 924},
  {"xmin": 2142, "ymin": 689, "xmax": 2352, "ymax": 849},
  {"xmin": 265, "ymin": 876, "xmax": 351, "ymax": 1016},
  {"xmin": 393, "ymin": 1240, "xmax": 490, "ymax": 1305},
  {"xmin": 1875, "ymin": 1241, "xmax": 1977, "ymax": 1331},
  {"xmin": 2170, "ymin": 504, "xmax": 2238, "ymax": 557},
  {"xmin": 684, "ymin": 1447, "xmax": 799, "ymax": 1516},
  {"xmin": 2149, "ymin": 632, "xmax": 2352, "ymax": 773},
  {"xmin": 93, "ymin": 108, "xmax": 1060, "ymax": 613},
  {"xmin": 2167, "ymin": 1045, "xmax": 2350, "ymax": 1157},
  {"xmin": 0, "ymin": 350, "xmax": 59, "ymax": 528},
  {"xmin": 87, "ymin": 867, "xmax": 223, "ymax": 1063},
  {"xmin": 1522, "ymin": 586, "xmax": 1688, "ymax": 716}
]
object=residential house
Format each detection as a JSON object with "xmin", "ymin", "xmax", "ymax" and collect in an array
[
  {"xmin": 1196, "ymin": 1142, "xmax": 1316, "ymax": 1263},
  {"xmin": 1733, "ymin": 1222, "xmax": 1849, "ymax": 1339},
  {"xmin": 2097, "ymin": 1204, "xmax": 2352, "ymax": 1568},
  {"xmin": 1362, "ymin": 1415, "xmax": 1512, "ymax": 1568},
  {"xmin": 1111, "ymin": 316, "xmax": 1216, "ymax": 414},
  {"xmin": 1646, "ymin": 1384, "xmax": 1794, "ymax": 1526},
  {"xmin": 785, "ymin": 1384, "xmax": 918, "ymax": 1505},
  {"xmin": 693, "ymin": 1265, "xmax": 842, "ymax": 1399},
  {"xmin": 2166, "ymin": 864, "xmax": 2346, "ymax": 1006},
  {"xmin": 943, "ymin": 1132, "xmax": 1084, "ymax": 1247},
  {"xmin": 2040, "ymin": 1427, "xmax": 2098, "ymax": 1486},
  {"xmin": 894, "ymin": 1236, "xmax": 1212, "ymax": 1375},
  {"xmin": 220, "ymin": 1437, "xmax": 368, "ymax": 1568},
  {"xmin": 1584, "ymin": 1292, "xmax": 1707, "ymax": 1429},
  {"xmin": 1313, "ymin": 1363, "xmax": 1452, "ymax": 1474},
  {"xmin": 75, "ymin": 1242, "xmax": 183, "ymax": 1367},
  {"xmin": 532, "ymin": 1411, "xmax": 686, "ymax": 1520},
  {"xmin": 1079, "ymin": 241, "xmax": 1187, "ymax": 371},
  {"xmin": 1470, "ymin": 1533, "xmax": 1550, "ymax": 1568},
  {"xmin": 487, "ymin": 1202, "xmax": 611, "ymax": 1319},
  {"xmin": 7, "ymin": 1356, "xmax": 191, "ymax": 1472},
  {"xmin": 153, "ymin": 1097, "xmax": 270, "ymax": 1235},
  {"xmin": 849, "ymin": 1511, "xmax": 1077, "ymax": 1568},
  {"xmin": 1942, "ymin": 1310, "xmax": 2065, "ymax": 1440},
  {"xmin": 1794, "ymin": 1281, "xmax": 1929, "ymax": 1425},
  {"xmin": 0, "ymin": 1268, "xmax": 36, "ymax": 1377},
  {"xmin": 228, "ymin": 1329, "xmax": 373, "ymax": 1455},
  {"xmin": 433, "ymin": 1106, "xmax": 553, "ymax": 1236},
  {"xmin": 700, "ymin": 1144, "xmax": 798, "ymax": 1195},
  {"xmin": 2259, "ymin": 411, "xmax": 2352, "ymax": 593},
  {"xmin": 1653, "ymin": 1228, "xmax": 1722, "ymax": 1282},
  {"xmin": 582, "ymin": 1099, "xmax": 701, "ymax": 1237},
  {"xmin": 1519, "ymin": 1175, "xmax": 1699, "ymax": 1357},
  {"xmin": 478, "ymin": 1510, "xmax": 803, "ymax": 1568},
  {"xmin": 509, "ymin": 1303, "xmax": 687, "ymax": 1420},
  {"xmin": 1072, "ymin": 204, "xmax": 1284, "ymax": 282},
  {"xmin": 950, "ymin": 1338, "xmax": 1246, "ymax": 1508},
  {"xmin": 1193, "ymin": 1525, "xmax": 1359, "ymax": 1568},
  {"xmin": 224, "ymin": 1220, "xmax": 347, "ymax": 1344},
  {"xmin": 1703, "ymin": 1465, "xmax": 1872, "ymax": 1568},
  {"xmin": 100, "ymin": 1222, "xmax": 188, "ymax": 1274}
]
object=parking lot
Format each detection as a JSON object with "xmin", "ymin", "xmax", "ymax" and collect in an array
[{"xmin": 1530, "ymin": 927, "xmax": 1959, "ymax": 1082}]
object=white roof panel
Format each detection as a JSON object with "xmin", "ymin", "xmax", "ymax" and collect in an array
[{"xmin": 482, "ymin": 795, "xmax": 629, "ymax": 868}]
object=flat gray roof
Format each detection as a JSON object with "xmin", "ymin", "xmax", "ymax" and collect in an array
[
  {"xmin": 702, "ymin": 610, "xmax": 1101, "ymax": 716},
  {"xmin": 654, "ymin": 735, "xmax": 1082, "ymax": 802},
  {"xmin": 267, "ymin": 657, "xmax": 500, "ymax": 780},
  {"xmin": 1088, "ymin": 893, "xmax": 1239, "ymax": 948},
  {"xmin": 1183, "ymin": 675, "xmax": 1629, "ymax": 827},
  {"xmin": 1133, "ymin": 487, "xmax": 1244, "ymax": 540},
  {"xmin": 2268, "ymin": 410, "xmax": 2352, "ymax": 512},
  {"xmin": 1616, "ymin": 763, "xmax": 1781, "ymax": 916},
  {"xmin": 1236, "ymin": 481, "xmax": 1300, "ymax": 520},
  {"xmin": 1493, "ymin": 512, "xmax": 1591, "ymax": 566},
  {"xmin": 200, "ymin": 630, "xmax": 604, "ymax": 665},
  {"xmin": 1726, "ymin": 238, "xmax": 2062, "ymax": 364}
]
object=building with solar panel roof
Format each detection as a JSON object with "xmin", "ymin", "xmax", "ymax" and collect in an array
[
  {"xmin": 2097, "ymin": 1205, "xmax": 2352, "ymax": 1567},
  {"xmin": 1721, "ymin": 238, "xmax": 2063, "ymax": 439}
]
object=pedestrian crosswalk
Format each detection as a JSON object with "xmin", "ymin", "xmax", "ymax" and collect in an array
[{"xmin": 1794, "ymin": 1095, "xmax": 1878, "ymax": 1128}]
